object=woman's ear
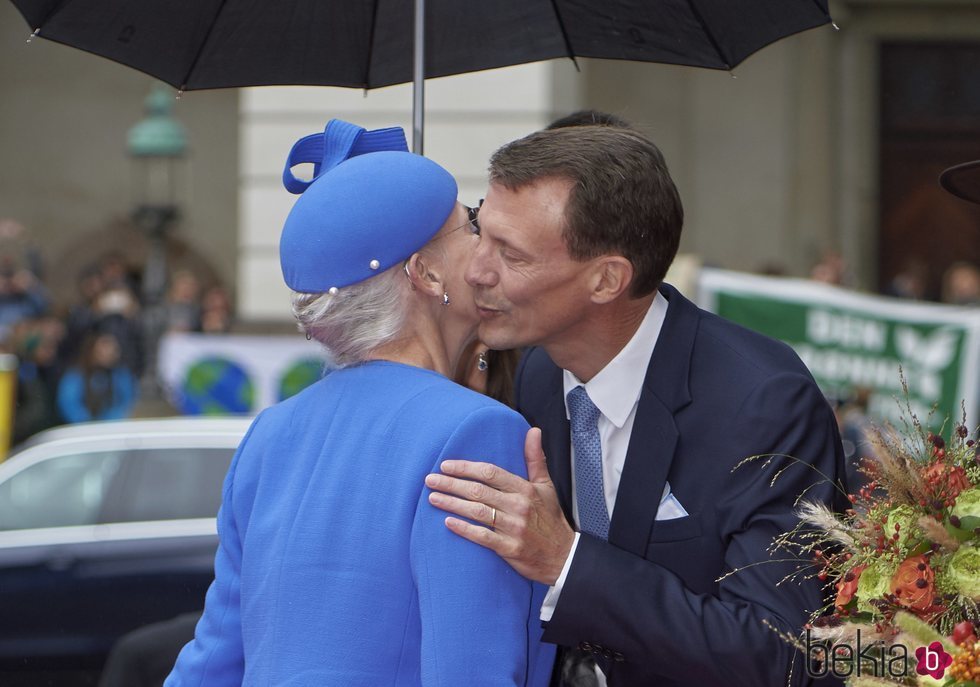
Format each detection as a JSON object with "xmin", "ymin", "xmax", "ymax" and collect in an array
[{"xmin": 404, "ymin": 252, "xmax": 444, "ymax": 298}]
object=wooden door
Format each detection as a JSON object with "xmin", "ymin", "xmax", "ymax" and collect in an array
[{"xmin": 879, "ymin": 42, "xmax": 980, "ymax": 299}]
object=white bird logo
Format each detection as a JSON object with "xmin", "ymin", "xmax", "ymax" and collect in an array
[{"xmin": 894, "ymin": 327, "xmax": 958, "ymax": 370}]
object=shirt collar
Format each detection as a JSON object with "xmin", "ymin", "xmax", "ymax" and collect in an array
[{"xmin": 563, "ymin": 290, "xmax": 668, "ymax": 428}]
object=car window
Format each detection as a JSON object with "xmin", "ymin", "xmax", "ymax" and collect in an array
[
  {"xmin": 107, "ymin": 447, "xmax": 234, "ymax": 524},
  {"xmin": 0, "ymin": 452, "xmax": 123, "ymax": 530}
]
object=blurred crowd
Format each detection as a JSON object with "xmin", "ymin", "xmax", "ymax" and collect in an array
[
  {"xmin": 807, "ymin": 249, "xmax": 980, "ymax": 306},
  {"xmin": 2, "ymin": 219, "xmax": 234, "ymax": 446},
  {"xmin": 8, "ymin": 212, "xmax": 979, "ymax": 452},
  {"xmin": 756, "ymin": 248, "xmax": 980, "ymax": 307}
]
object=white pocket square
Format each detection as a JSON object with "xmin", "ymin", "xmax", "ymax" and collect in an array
[{"xmin": 656, "ymin": 482, "xmax": 689, "ymax": 520}]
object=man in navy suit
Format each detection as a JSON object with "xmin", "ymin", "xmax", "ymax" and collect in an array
[{"xmin": 425, "ymin": 125, "xmax": 848, "ymax": 686}]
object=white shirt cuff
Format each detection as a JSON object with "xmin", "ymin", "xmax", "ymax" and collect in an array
[{"xmin": 540, "ymin": 531, "xmax": 581, "ymax": 622}]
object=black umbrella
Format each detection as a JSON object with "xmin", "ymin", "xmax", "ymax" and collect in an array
[{"xmin": 10, "ymin": 0, "xmax": 833, "ymax": 152}]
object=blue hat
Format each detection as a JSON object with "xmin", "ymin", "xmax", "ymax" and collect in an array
[{"xmin": 279, "ymin": 120, "xmax": 458, "ymax": 293}]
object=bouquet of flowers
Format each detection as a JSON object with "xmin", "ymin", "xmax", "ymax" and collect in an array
[{"xmin": 766, "ymin": 404, "xmax": 980, "ymax": 686}]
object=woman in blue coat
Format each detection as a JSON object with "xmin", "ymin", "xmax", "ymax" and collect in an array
[
  {"xmin": 56, "ymin": 331, "xmax": 137, "ymax": 423},
  {"xmin": 165, "ymin": 120, "xmax": 554, "ymax": 687}
]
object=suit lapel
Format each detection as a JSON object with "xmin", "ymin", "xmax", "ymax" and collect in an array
[
  {"xmin": 607, "ymin": 395, "xmax": 678, "ymax": 555},
  {"xmin": 607, "ymin": 284, "xmax": 698, "ymax": 556}
]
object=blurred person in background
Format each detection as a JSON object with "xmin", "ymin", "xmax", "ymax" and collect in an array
[
  {"xmin": 0, "ymin": 218, "xmax": 43, "ymax": 281},
  {"xmin": 57, "ymin": 330, "xmax": 137, "ymax": 423},
  {"xmin": 60, "ymin": 264, "xmax": 105, "ymax": 367},
  {"xmin": 885, "ymin": 258, "xmax": 930, "ymax": 301},
  {"xmin": 99, "ymin": 251, "xmax": 140, "ymax": 296},
  {"xmin": 835, "ymin": 386, "xmax": 874, "ymax": 494},
  {"xmin": 941, "ymin": 261, "xmax": 980, "ymax": 306},
  {"xmin": 94, "ymin": 276, "xmax": 145, "ymax": 377},
  {"xmin": 60, "ymin": 256, "xmax": 146, "ymax": 375},
  {"xmin": 164, "ymin": 269, "xmax": 203, "ymax": 333},
  {"xmin": 755, "ymin": 261, "xmax": 789, "ymax": 277},
  {"xmin": 809, "ymin": 249, "xmax": 849, "ymax": 286},
  {"xmin": 199, "ymin": 284, "xmax": 233, "ymax": 334},
  {"xmin": 12, "ymin": 317, "xmax": 63, "ymax": 444},
  {"xmin": 0, "ymin": 257, "xmax": 49, "ymax": 344},
  {"xmin": 165, "ymin": 120, "xmax": 553, "ymax": 686}
]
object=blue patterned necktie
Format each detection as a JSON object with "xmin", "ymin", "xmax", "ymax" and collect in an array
[{"xmin": 566, "ymin": 386, "xmax": 609, "ymax": 540}]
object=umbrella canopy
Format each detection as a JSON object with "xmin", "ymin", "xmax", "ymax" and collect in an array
[
  {"xmin": 10, "ymin": 0, "xmax": 833, "ymax": 151},
  {"xmin": 12, "ymin": 0, "xmax": 831, "ymax": 90}
]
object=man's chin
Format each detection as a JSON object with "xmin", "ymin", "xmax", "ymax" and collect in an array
[{"xmin": 476, "ymin": 322, "xmax": 519, "ymax": 352}]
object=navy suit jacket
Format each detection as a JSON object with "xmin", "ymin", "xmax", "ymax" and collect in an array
[{"xmin": 514, "ymin": 284, "xmax": 848, "ymax": 687}]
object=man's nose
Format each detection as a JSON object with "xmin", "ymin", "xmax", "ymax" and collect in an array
[{"xmin": 465, "ymin": 241, "xmax": 497, "ymax": 288}]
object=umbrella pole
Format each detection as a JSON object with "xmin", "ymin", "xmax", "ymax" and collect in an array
[{"xmin": 412, "ymin": 0, "xmax": 425, "ymax": 154}]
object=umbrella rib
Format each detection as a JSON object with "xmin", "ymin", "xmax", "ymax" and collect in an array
[
  {"xmin": 364, "ymin": 0, "xmax": 381, "ymax": 88},
  {"xmin": 683, "ymin": 0, "xmax": 731, "ymax": 70},
  {"xmin": 809, "ymin": 0, "xmax": 832, "ymax": 20},
  {"xmin": 547, "ymin": 0, "xmax": 579, "ymax": 70},
  {"xmin": 177, "ymin": 0, "xmax": 232, "ymax": 90},
  {"xmin": 32, "ymin": 0, "xmax": 75, "ymax": 31}
]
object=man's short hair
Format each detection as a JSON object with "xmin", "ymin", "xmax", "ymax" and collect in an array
[
  {"xmin": 546, "ymin": 110, "xmax": 634, "ymax": 130},
  {"xmin": 488, "ymin": 127, "xmax": 683, "ymax": 298}
]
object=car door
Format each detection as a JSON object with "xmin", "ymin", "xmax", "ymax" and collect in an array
[
  {"xmin": 0, "ymin": 448, "xmax": 129, "ymax": 667},
  {"xmin": 83, "ymin": 445, "xmax": 233, "ymax": 649},
  {"xmin": 0, "ymin": 442, "xmax": 233, "ymax": 669}
]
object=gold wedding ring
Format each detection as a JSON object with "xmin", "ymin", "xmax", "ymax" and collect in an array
[{"xmin": 490, "ymin": 507, "xmax": 497, "ymax": 530}]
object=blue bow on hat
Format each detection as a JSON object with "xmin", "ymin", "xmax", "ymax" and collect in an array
[
  {"xmin": 282, "ymin": 119, "xmax": 409, "ymax": 194},
  {"xmin": 279, "ymin": 119, "xmax": 458, "ymax": 293}
]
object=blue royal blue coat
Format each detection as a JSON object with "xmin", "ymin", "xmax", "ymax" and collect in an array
[{"xmin": 165, "ymin": 360, "xmax": 554, "ymax": 687}]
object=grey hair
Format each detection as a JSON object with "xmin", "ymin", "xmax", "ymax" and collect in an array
[{"xmin": 291, "ymin": 264, "xmax": 408, "ymax": 367}]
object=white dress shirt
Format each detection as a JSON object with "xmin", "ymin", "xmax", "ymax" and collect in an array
[{"xmin": 539, "ymin": 292, "xmax": 669, "ymax": 685}]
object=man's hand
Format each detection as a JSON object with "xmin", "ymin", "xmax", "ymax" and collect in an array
[{"xmin": 424, "ymin": 428, "xmax": 575, "ymax": 585}]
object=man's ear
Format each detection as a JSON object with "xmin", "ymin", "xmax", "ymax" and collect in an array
[
  {"xmin": 589, "ymin": 256, "xmax": 634, "ymax": 304},
  {"xmin": 405, "ymin": 252, "xmax": 444, "ymax": 298}
]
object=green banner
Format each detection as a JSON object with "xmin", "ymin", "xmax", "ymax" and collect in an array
[{"xmin": 698, "ymin": 269, "xmax": 980, "ymax": 431}]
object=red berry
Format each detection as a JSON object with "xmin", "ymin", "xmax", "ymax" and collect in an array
[{"xmin": 953, "ymin": 621, "xmax": 976, "ymax": 646}]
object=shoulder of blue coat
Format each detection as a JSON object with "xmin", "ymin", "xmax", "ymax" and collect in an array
[
  {"xmin": 433, "ymin": 399, "xmax": 531, "ymax": 479},
  {"xmin": 406, "ymin": 368, "xmax": 530, "ymax": 433},
  {"xmin": 252, "ymin": 360, "xmax": 528, "ymax": 429}
]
